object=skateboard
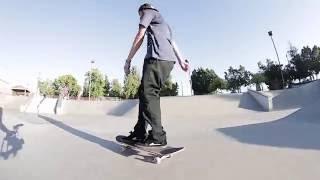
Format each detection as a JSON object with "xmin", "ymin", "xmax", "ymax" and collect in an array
[{"xmin": 116, "ymin": 135, "xmax": 184, "ymax": 164}]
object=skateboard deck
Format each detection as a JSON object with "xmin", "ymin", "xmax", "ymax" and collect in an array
[{"xmin": 116, "ymin": 135, "xmax": 184, "ymax": 164}]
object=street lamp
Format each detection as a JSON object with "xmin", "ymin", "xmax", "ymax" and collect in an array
[
  {"xmin": 37, "ymin": 72, "xmax": 41, "ymax": 96},
  {"xmin": 181, "ymin": 81, "xmax": 184, "ymax": 96},
  {"xmin": 268, "ymin": 31, "xmax": 285, "ymax": 89},
  {"xmin": 88, "ymin": 60, "xmax": 95, "ymax": 101},
  {"xmin": 185, "ymin": 59, "xmax": 193, "ymax": 96}
]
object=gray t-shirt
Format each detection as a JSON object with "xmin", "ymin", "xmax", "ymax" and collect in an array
[{"xmin": 139, "ymin": 9, "xmax": 176, "ymax": 61}]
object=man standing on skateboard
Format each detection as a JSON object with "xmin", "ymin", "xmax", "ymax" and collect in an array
[{"xmin": 122, "ymin": 3, "xmax": 189, "ymax": 147}]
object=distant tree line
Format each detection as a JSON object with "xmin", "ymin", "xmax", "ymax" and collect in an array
[
  {"xmin": 39, "ymin": 45, "xmax": 320, "ymax": 97},
  {"xmin": 38, "ymin": 66, "xmax": 178, "ymax": 100},
  {"xmin": 190, "ymin": 45, "xmax": 320, "ymax": 94}
]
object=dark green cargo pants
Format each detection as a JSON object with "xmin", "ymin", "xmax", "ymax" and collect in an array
[{"xmin": 134, "ymin": 58, "xmax": 174, "ymax": 143}]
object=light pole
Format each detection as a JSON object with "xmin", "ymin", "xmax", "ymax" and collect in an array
[
  {"xmin": 88, "ymin": 60, "xmax": 95, "ymax": 101},
  {"xmin": 268, "ymin": 31, "xmax": 285, "ymax": 89},
  {"xmin": 189, "ymin": 72, "xmax": 193, "ymax": 96},
  {"xmin": 37, "ymin": 72, "xmax": 41, "ymax": 96},
  {"xmin": 181, "ymin": 81, "xmax": 184, "ymax": 96},
  {"xmin": 185, "ymin": 59, "xmax": 193, "ymax": 96}
]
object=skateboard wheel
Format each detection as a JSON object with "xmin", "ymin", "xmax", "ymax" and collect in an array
[{"xmin": 153, "ymin": 157, "xmax": 161, "ymax": 164}]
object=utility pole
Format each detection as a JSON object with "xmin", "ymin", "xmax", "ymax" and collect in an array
[
  {"xmin": 89, "ymin": 60, "xmax": 95, "ymax": 101},
  {"xmin": 181, "ymin": 81, "xmax": 184, "ymax": 96},
  {"xmin": 268, "ymin": 31, "xmax": 285, "ymax": 88}
]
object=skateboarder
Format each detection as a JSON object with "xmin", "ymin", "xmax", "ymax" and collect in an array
[{"xmin": 123, "ymin": 3, "xmax": 189, "ymax": 147}]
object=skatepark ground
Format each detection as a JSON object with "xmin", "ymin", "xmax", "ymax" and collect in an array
[{"xmin": 1, "ymin": 81, "xmax": 320, "ymax": 180}]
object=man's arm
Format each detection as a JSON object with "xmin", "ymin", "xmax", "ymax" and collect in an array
[
  {"xmin": 171, "ymin": 40, "xmax": 189, "ymax": 72},
  {"xmin": 126, "ymin": 26, "xmax": 147, "ymax": 61},
  {"xmin": 124, "ymin": 9, "xmax": 155, "ymax": 75},
  {"xmin": 124, "ymin": 26, "xmax": 147, "ymax": 75},
  {"xmin": 171, "ymin": 41, "xmax": 183, "ymax": 63}
]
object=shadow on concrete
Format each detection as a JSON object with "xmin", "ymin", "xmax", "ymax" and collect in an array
[
  {"xmin": 107, "ymin": 100, "xmax": 138, "ymax": 116},
  {"xmin": 38, "ymin": 115, "xmax": 157, "ymax": 163},
  {"xmin": 0, "ymin": 107, "xmax": 25, "ymax": 160},
  {"xmin": 38, "ymin": 114, "xmax": 126, "ymax": 154},
  {"xmin": 218, "ymin": 100, "xmax": 320, "ymax": 150},
  {"xmin": 238, "ymin": 92, "xmax": 264, "ymax": 112}
]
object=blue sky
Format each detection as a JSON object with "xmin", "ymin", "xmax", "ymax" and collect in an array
[{"xmin": 0, "ymin": 0, "xmax": 320, "ymax": 94}]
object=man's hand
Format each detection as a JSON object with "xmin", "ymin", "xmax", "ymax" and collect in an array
[
  {"xmin": 124, "ymin": 26, "xmax": 146, "ymax": 75},
  {"xmin": 180, "ymin": 59, "xmax": 189, "ymax": 72},
  {"xmin": 124, "ymin": 59, "xmax": 131, "ymax": 75}
]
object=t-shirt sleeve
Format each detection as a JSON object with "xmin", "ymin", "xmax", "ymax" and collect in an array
[{"xmin": 139, "ymin": 10, "xmax": 155, "ymax": 28}]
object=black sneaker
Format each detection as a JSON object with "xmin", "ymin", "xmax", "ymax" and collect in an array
[
  {"xmin": 121, "ymin": 131, "xmax": 145, "ymax": 144},
  {"xmin": 136, "ymin": 136, "xmax": 167, "ymax": 147}
]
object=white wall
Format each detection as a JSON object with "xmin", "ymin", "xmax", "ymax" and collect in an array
[
  {"xmin": 0, "ymin": 79, "xmax": 11, "ymax": 95},
  {"xmin": 248, "ymin": 89, "xmax": 273, "ymax": 111}
]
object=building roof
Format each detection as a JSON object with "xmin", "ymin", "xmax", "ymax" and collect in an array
[{"xmin": 11, "ymin": 85, "xmax": 30, "ymax": 92}]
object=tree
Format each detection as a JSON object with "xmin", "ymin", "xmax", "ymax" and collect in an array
[
  {"xmin": 160, "ymin": 76, "xmax": 179, "ymax": 96},
  {"xmin": 104, "ymin": 75, "xmax": 111, "ymax": 96},
  {"xmin": 224, "ymin": 65, "xmax": 251, "ymax": 93},
  {"xmin": 287, "ymin": 46, "xmax": 312, "ymax": 82},
  {"xmin": 191, "ymin": 68, "xmax": 223, "ymax": 95},
  {"xmin": 53, "ymin": 75, "xmax": 81, "ymax": 97},
  {"xmin": 109, "ymin": 79, "xmax": 122, "ymax": 97},
  {"xmin": 214, "ymin": 78, "xmax": 227, "ymax": 91},
  {"xmin": 284, "ymin": 63, "xmax": 296, "ymax": 85},
  {"xmin": 258, "ymin": 59, "xmax": 284, "ymax": 90},
  {"xmin": 251, "ymin": 73, "xmax": 265, "ymax": 91},
  {"xmin": 286, "ymin": 45, "xmax": 320, "ymax": 82},
  {"xmin": 300, "ymin": 46, "xmax": 313, "ymax": 80},
  {"xmin": 310, "ymin": 45, "xmax": 320, "ymax": 79},
  {"xmin": 39, "ymin": 79, "xmax": 55, "ymax": 96},
  {"xmin": 122, "ymin": 66, "xmax": 141, "ymax": 99},
  {"xmin": 83, "ymin": 69, "xmax": 105, "ymax": 98}
]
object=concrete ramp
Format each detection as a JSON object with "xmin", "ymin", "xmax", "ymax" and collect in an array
[
  {"xmin": 218, "ymin": 97, "xmax": 320, "ymax": 150},
  {"xmin": 22, "ymin": 95, "xmax": 44, "ymax": 113},
  {"xmin": 271, "ymin": 80, "xmax": 320, "ymax": 110},
  {"xmin": 248, "ymin": 80, "xmax": 320, "ymax": 111},
  {"xmin": 161, "ymin": 94, "xmax": 262, "ymax": 120},
  {"xmin": 0, "ymin": 95, "xmax": 30, "ymax": 110},
  {"xmin": 38, "ymin": 98, "xmax": 58, "ymax": 114},
  {"xmin": 63, "ymin": 100, "xmax": 138, "ymax": 116},
  {"xmin": 62, "ymin": 94, "xmax": 261, "ymax": 119},
  {"xmin": 2, "ymin": 92, "xmax": 320, "ymax": 180},
  {"xmin": 107, "ymin": 100, "xmax": 139, "ymax": 116}
]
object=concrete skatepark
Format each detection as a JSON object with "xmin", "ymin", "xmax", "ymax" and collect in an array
[{"xmin": 0, "ymin": 80, "xmax": 320, "ymax": 180}]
